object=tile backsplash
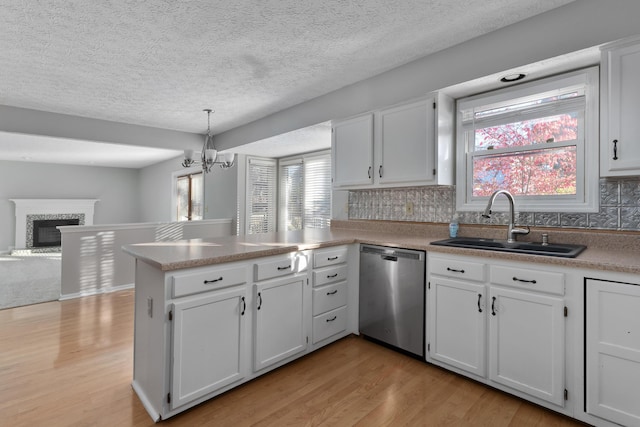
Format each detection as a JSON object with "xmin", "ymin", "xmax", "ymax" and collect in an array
[{"xmin": 347, "ymin": 177, "xmax": 640, "ymax": 231}]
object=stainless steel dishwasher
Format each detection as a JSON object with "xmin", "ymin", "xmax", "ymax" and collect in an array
[{"xmin": 359, "ymin": 244, "xmax": 426, "ymax": 358}]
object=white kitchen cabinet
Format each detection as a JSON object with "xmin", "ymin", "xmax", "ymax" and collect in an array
[
  {"xmin": 586, "ymin": 278, "xmax": 640, "ymax": 426},
  {"xmin": 427, "ymin": 254, "xmax": 567, "ymax": 408},
  {"xmin": 170, "ymin": 286, "xmax": 247, "ymax": 409},
  {"xmin": 601, "ymin": 36, "xmax": 640, "ymax": 176},
  {"xmin": 428, "ymin": 276, "xmax": 486, "ymax": 377},
  {"xmin": 331, "ymin": 93, "xmax": 453, "ymax": 189},
  {"xmin": 488, "ymin": 286, "xmax": 565, "ymax": 406},
  {"xmin": 311, "ymin": 245, "xmax": 351, "ymax": 346},
  {"xmin": 253, "ymin": 274, "xmax": 308, "ymax": 371},
  {"xmin": 331, "ymin": 113, "xmax": 374, "ymax": 187}
]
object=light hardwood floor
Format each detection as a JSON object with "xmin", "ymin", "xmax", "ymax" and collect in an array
[{"xmin": 0, "ymin": 290, "xmax": 587, "ymax": 426}]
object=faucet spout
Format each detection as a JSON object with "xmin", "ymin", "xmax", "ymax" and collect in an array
[{"xmin": 482, "ymin": 190, "xmax": 530, "ymax": 243}]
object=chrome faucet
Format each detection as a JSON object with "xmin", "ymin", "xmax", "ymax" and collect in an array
[{"xmin": 482, "ymin": 190, "xmax": 530, "ymax": 243}]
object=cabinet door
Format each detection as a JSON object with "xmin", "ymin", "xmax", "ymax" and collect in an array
[
  {"xmin": 601, "ymin": 41, "xmax": 640, "ymax": 176},
  {"xmin": 586, "ymin": 279, "xmax": 640, "ymax": 426},
  {"xmin": 170, "ymin": 287, "xmax": 247, "ymax": 409},
  {"xmin": 488, "ymin": 287, "xmax": 565, "ymax": 406},
  {"xmin": 331, "ymin": 113, "xmax": 374, "ymax": 188},
  {"xmin": 254, "ymin": 276, "xmax": 307, "ymax": 371},
  {"xmin": 428, "ymin": 276, "xmax": 486, "ymax": 377},
  {"xmin": 377, "ymin": 98, "xmax": 436, "ymax": 185}
]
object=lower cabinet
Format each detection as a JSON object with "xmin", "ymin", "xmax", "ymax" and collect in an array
[
  {"xmin": 427, "ymin": 254, "xmax": 567, "ymax": 408},
  {"xmin": 132, "ymin": 247, "xmax": 354, "ymax": 421},
  {"xmin": 586, "ymin": 278, "xmax": 640, "ymax": 427},
  {"xmin": 170, "ymin": 286, "xmax": 247, "ymax": 409},
  {"xmin": 253, "ymin": 275, "xmax": 307, "ymax": 371},
  {"xmin": 489, "ymin": 286, "xmax": 565, "ymax": 406}
]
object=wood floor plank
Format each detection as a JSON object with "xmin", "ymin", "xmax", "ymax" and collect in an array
[{"xmin": 0, "ymin": 290, "xmax": 587, "ymax": 426}]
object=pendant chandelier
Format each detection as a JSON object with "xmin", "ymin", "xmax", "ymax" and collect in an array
[{"xmin": 182, "ymin": 109, "xmax": 235, "ymax": 173}]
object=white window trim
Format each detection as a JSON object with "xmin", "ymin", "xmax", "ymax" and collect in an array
[
  {"xmin": 278, "ymin": 149, "xmax": 332, "ymax": 231},
  {"xmin": 172, "ymin": 168, "xmax": 204, "ymax": 221},
  {"xmin": 455, "ymin": 66, "xmax": 599, "ymax": 213},
  {"xmin": 245, "ymin": 156, "xmax": 277, "ymax": 234}
]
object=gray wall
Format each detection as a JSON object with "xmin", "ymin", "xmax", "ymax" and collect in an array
[
  {"xmin": 213, "ymin": 1, "xmax": 640, "ymax": 151},
  {"xmin": 0, "ymin": 160, "xmax": 140, "ymax": 252},
  {"xmin": 137, "ymin": 155, "xmax": 185, "ymax": 223}
]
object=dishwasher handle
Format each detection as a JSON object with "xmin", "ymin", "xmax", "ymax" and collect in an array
[{"xmin": 381, "ymin": 255, "xmax": 398, "ymax": 262}]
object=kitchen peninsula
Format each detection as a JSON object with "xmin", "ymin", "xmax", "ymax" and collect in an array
[{"xmin": 124, "ymin": 220, "xmax": 640, "ymax": 425}]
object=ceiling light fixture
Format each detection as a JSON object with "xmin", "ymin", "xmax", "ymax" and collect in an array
[
  {"xmin": 182, "ymin": 109, "xmax": 235, "ymax": 173},
  {"xmin": 500, "ymin": 73, "xmax": 527, "ymax": 83}
]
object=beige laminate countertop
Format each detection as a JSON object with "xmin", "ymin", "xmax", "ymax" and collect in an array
[{"xmin": 122, "ymin": 221, "xmax": 640, "ymax": 275}]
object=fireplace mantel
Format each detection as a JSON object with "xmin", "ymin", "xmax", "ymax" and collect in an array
[{"xmin": 10, "ymin": 199, "xmax": 99, "ymax": 249}]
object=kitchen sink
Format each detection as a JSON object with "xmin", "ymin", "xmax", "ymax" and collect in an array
[{"xmin": 430, "ymin": 237, "xmax": 586, "ymax": 258}]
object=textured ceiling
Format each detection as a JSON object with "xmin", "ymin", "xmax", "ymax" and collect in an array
[{"xmin": 0, "ymin": 0, "xmax": 574, "ymax": 165}]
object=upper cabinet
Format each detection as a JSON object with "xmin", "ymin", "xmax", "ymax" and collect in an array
[
  {"xmin": 331, "ymin": 113, "xmax": 374, "ymax": 187},
  {"xmin": 332, "ymin": 93, "xmax": 454, "ymax": 189},
  {"xmin": 601, "ymin": 36, "xmax": 640, "ymax": 176}
]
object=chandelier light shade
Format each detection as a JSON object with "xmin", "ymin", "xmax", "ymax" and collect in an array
[{"xmin": 182, "ymin": 109, "xmax": 235, "ymax": 173}]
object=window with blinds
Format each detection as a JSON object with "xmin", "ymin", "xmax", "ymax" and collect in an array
[
  {"xmin": 279, "ymin": 151, "xmax": 332, "ymax": 231},
  {"xmin": 246, "ymin": 157, "xmax": 277, "ymax": 234},
  {"xmin": 455, "ymin": 67, "xmax": 599, "ymax": 213}
]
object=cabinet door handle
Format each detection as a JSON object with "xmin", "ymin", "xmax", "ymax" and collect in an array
[
  {"xmin": 327, "ymin": 256, "xmax": 339, "ymax": 261},
  {"xmin": 613, "ymin": 139, "xmax": 618, "ymax": 160},
  {"xmin": 477, "ymin": 294, "xmax": 483, "ymax": 313},
  {"xmin": 327, "ymin": 290, "xmax": 338, "ymax": 295},
  {"xmin": 257, "ymin": 292, "xmax": 262, "ymax": 310},
  {"xmin": 368, "ymin": 166, "xmax": 372, "ymax": 179},
  {"xmin": 204, "ymin": 276, "xmax": 223, "ymax": 284},
  {"xmin": 241, "ymin": 297, "xmax": 246, "ymax": 316},
  {"xmin": 491, "ymin": 296, "xmax": 497, "ymax": 316},
  {"xmin": 512, "ymin": 276, "xmax": 537, "ymax": 284},
  {"xmin": 277, "ymin": 265, "xmax": 291, "ymax": 271},
  {"xmin": 327, "ymin": 273, "xmax": 338, "ymax": 279},
  {"xmin": 326, "ymin": 316, "xmax": 337, "ymax": 322},
  {"xmin": 379, "ymin": 165, "xmax": 383, "ymax": 178},
  {"xmin": 446, "ymin": 267, "xmax": 465, "ymax": 274}
]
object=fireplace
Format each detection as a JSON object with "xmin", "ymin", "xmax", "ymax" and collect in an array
[
  {"xmin": 32, "ymin": 219, "xmax": 81, "ymax": 247},
  {"xmin": 9, "ymin": 199, "xmax": 99, "ymax": 252}
]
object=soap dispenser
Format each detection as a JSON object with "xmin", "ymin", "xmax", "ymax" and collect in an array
[{"xmin": 449, "ymin": 214, "xmax": 459, "ymax": 238}]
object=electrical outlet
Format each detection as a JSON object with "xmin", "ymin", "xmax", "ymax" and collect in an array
[{"xmin": 405, "ymin": 202, "xmax": 414, "ymax": 216}]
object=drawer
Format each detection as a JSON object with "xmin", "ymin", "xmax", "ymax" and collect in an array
[
  {"xmin": 313, "ymin": 306, "xmax": 347, "ymax": 344},
  {"xmin": 313, "ymin": 282, "xmax": 347, "ymax": 315},
  {"xmin": 490, "ymin": 265, "xmax": 564, "ymax": 295},
  {"xmin": 313, "ymin": 246, "xmax": 348, "ymax": 268},
  {"xmin": 429, "ymin": 256, "xmax": 485, "ymax": 282},
  {"xmin": 254, "ymin": 253, "xmax": 307, "ymax": 281},
  {"xmin": 172, "ymin": 265, "xmax": 247, "ymax": 298},
  {"xmin": 313, "ymin": 264, "xmax": 348, "ymax": 287}
]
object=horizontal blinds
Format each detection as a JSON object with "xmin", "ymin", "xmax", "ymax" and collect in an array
[
  {"xmin": 247, "ymin": 158, "xmax": 277, "ymax": 234},
  {"xmin": 279, "ymin": 161, "xmax": 304, "ymax": 231},
  {"xmin": 303, "ymin": 154, "xmax": 331, "ymax": 229}
]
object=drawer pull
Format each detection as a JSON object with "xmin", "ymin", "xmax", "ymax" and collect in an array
[
  {"xmin": 327, "ymin": 256, "xmax": 339, "ymax": 261},
  {"xmin": 512, "ymin": 276, "xmax": 537, "ymax": 284},
  {"xmin": 327, "ymin": 273, "xmax": 338, "ymax": 279},
  {"xmin": 326, "ymin": 316, "xmax": 337, "ymax": 322},
  {"xmin": 277, "ymin": 265, "xmax": 291, "ymax": 271},
  {"xmin": 204, "ymin": 276, "xmax": 223, "ymax": 284},
  {"xmin": 477, "ymin": 294, "xmax": 483, "ymax": 313},
  {"xmin": 327, "ymin": 290, "xmax": 338, "ymax": 296},
  {"xmin": 446, "ymin": 267, "xmax": 465, "ymax": 274},
  {"xmin": 491, "ymin": 296, "xmax": 497, "ymax": 316}
]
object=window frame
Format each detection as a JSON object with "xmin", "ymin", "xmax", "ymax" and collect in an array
[
  {"xmin": 455, "ymin": 67, "xmax": 600, "ymax": 213},
  {"xmin": 245, "ymin": 156, "xmax": 277, "ymax": 234},
  {"xmin": 175, "ymin": 170, "xmax": 203, "ymax": 221},
  {"xmin": 278, "ymin": 150, "xmax": 332, "ymax": 231}
]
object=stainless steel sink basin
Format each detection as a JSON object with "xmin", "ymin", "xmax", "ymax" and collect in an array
[{"xmin": 430, "ymin": 237, "xmax": 586, "ymax": 258}]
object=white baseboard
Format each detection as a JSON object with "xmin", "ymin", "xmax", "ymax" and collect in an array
[{"xmin": 59, "ymin": 283, "xmax": 134, "ymax": 301}]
